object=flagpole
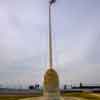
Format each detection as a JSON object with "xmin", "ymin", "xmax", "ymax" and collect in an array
[
  {"xmin": 49, "ymin": 2, "xmax": 53, "ymax": 69},
  {"xmin": 48, "ymin": 0, "xmax": 56, "ymax": 69}
]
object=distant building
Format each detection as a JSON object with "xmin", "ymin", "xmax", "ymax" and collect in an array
[
  {"xmin": 72, "ymin": 85, "xmax": 100, "ymax": 89},
  {"xmin": 80, "ymin": 83, "xmax": 83, "ymax": 88},
  {"xmin": 29, "ymin": 84, "xmax": 40, "ymax": 90},
  {"xmin": 34, "ymin": 84, "xmax": 40, "ymax": 90},
  {"xmin": 64, "ymin": 84, "xmax": 67, "ymax": 90}
]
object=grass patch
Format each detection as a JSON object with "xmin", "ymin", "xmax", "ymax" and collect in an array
[
  {"xmin": 0, "ymin": 95, "xmax": 32, "ymax": 100},
  {"xmin": 62, "ymin": 92, "xmax": 100, "ymax": 100}
]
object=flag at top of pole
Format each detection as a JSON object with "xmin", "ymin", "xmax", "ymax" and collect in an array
[{"xmin": 49, "ymin": 0, "xmax": 56, "ymax": 5}]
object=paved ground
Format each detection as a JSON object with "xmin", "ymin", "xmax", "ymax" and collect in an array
[
  {"xmin": 90, "ymin": 93, "xmax": 100, "ymax": 98},
  {"xmin": 19, "ymin": 93, "xmax": 100, "ymax": 100},
  {"xmin": 19, "ymin": 96, "xmax": 87, "ymax": 100},
  {"xmin": 64, "ymin": 97, "xmax": 87, "ymax": 100}
]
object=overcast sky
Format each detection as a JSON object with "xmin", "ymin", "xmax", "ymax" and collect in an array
[{"xmin": 0, "ymin": 0, "xmax": 100, "ymax": 87}]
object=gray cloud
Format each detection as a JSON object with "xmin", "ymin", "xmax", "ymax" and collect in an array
[{"xmin": 0, "ymin": 0, "xmax": 100, "ymax": 86}]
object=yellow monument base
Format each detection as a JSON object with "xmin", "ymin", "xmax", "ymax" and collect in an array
[{"xmin": 43, "ymin": 68, "xmax": 61, "ymax": 100}]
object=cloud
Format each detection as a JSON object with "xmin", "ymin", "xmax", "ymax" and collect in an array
[{"xmin": 0, "ymin": 0, "xmax": 100, "ymax": 86}]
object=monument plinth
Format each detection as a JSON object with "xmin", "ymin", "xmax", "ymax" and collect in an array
[{"xmin": 43, "ymin": 68, "xmax": 60, "ymax": 100}]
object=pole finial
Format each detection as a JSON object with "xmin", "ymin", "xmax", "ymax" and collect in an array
[{"xmin": 49, "ymin": 0, "xmax": 56, "ymax": 5}]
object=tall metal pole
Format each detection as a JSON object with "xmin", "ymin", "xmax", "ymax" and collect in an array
[
  {"xmin": 49, "ymin": 3, "xmax": 53, "ymax": 69},
  {"xmin": 48, "ymin": 0, "xmax": 56, "ymax": 69}
]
